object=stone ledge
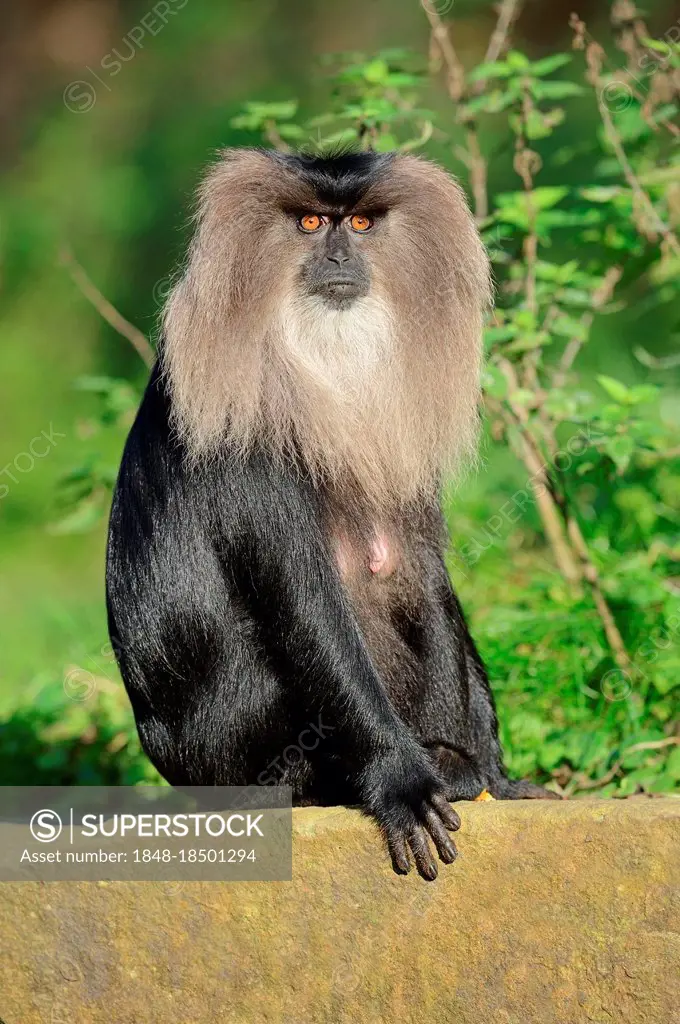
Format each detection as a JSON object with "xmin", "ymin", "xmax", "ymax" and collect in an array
[{"xmin": 0, "ymin": 798, "xmax": 678, "ymax": 1024}]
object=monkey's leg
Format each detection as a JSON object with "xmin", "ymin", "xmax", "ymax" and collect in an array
[
  {"xmin": 231, "ymin": 514, "xmax": 465, "ymax": 880},
  {"xmin": 414, "ymin": 549, "xmax": 559, "ymax": 801},
  {"xmin": 109, "ymin": 573, "xmax": 297, "ymax": 789}
]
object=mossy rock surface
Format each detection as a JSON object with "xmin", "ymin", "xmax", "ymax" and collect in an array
[{"xmin": 1, "ymin": 798, "xmax": 679, "ymax": 1023}]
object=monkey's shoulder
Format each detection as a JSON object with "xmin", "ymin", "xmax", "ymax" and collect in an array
[{"xmin": 117, "ymin": 368, "xmax": 314, "ymax": 518}]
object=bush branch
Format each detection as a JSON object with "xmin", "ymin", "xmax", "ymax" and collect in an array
[{"xmin": 60, "ymin": 247, "xmax": 155, "ymax": 368}]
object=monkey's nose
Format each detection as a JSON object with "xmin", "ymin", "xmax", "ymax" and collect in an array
[{"xmin": 326, "ymin": 253, "xmax": 350, "ymax": 265}]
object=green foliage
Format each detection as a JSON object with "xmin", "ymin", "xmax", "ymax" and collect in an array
[
  {"xmin": 50, "ymin": 376, "xmax": 137, "ymax": 535},
  {"xmin": 3, "ymin": 4, "xmax": 678, "ymax": 796},
  {"xmin": 230, "ymin": 50, "xmax": 435, "ymax": 153},
  {"xmin": 0, "ymin": 679, "xmax": 161, "ymax": 786}
]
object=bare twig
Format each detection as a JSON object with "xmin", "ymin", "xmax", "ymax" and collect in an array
[
  {"xmin": 60, "ymin": 247, "xmax": 155, "ymax": 368},
  {"xmin": 428, "ymin": 4, "xmax": 634, "ymax": 671},
  {"xmin": 570, "ymin": 11, "xmax": 680, "ymax": 140},
  {"xmin": 552, "ymin": 266, "xmax": 623, "ymax": 389},
  {"xmin": 596, "ymin": 88, "xmax": 680, "ymax": 253},
  {"xmin": 400, "ymin": 120, "xmax": 434, "ymax": 152},
  {"xmin": 421, "ymin": 3, "xmax": 465, "ymax": 101},
  {"xmin": 514, "ymin": 92, "xmax": 540, "ymax": 325},
  {"xmin": 512, "ymin": 85, "xmax": 542, "ymax": 394},
  {"xmin": 633, "ymin": 345, "xmax": 680, "ymax": 370},
  {"xmin": 496, "ymin": 356, "xmax": 634, "ymax": 670},
  {"xmin": 422, "ymin": 4, "xmax": 489, "ymax": 220},
  {"xmin": 496, "ymin": 359, "xmax": 582, "ymax": 584},
  {"xmin": 465, "ymin": 129, "xmax": 489, "ymax": 221},
  {"xmin": 647, "ymin": 539, "xmax": 680, "ymax": 564},
  {"xmin": 263, "ymin": 120, "xmax": 292, "ymax": 153},
  {"xmin": 484, "ymin": 0, "xmax": 523, "ymax": 65},
  {"xmin": 565, "ymin": 516, "xmax": 633, "ymax": 671}
]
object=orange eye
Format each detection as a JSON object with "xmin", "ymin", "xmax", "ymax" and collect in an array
[
  {"xmin": 299, "ymin": 214, "xmax": 323, "ymax": 233},
  {"xmin": 349, "ymin": 214, "xmax": 373, "ymax": 232}
]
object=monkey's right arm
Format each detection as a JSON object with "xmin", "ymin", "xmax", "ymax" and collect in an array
[{"xmin": 225, "ymin": 466, "xmax": 460, "ymax": 879}]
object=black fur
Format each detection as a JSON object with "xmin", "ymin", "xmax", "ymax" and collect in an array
[
  {"xmin": 274, "ymin": 150, "xmax": 394, "ymax": 210},
  {"xmin": 107, "ymin": 366, "xmax": 552, "ymax": 879}
]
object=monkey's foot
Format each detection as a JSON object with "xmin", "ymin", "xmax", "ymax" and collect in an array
[{"xmin": 490, "ymin": 777, "xmax": 562, "ymax": 800}]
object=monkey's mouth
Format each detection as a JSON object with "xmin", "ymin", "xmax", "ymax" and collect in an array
[{"xmin": 315, "ymin": 278, "xmax": 368, "ymax": 309}]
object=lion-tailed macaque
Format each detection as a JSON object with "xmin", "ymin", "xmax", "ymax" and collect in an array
[{"xmin": 106, "ymin": 149, "xmax": 556, "ymax": 881}]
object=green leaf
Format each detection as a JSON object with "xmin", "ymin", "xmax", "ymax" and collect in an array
[
  {"xmin": 665, "ymin": 746, "xmax": 680, "ymax": 779},
  {"xmin": 580, "ymin": 186, "xmax": 622, "ymax": 202},
  {"xmin": 627, "ymin": 385, "xmax": 659, "ymax": 405},
  {"xmin": 461, "ymin": 90, "xmax": 518, "ymax": 116},
  {"xmin": 638, "ymin": 164, "xmax": 680, "ymax": 187},
  {"xmin": 74, "ymin": 375, "xmax": 122, "ymax": 393},
  {"xmin": 510, "ymin": 388, "xmax": 536, "ymax": 407},
  {"xmin": 639, "ymin": 37, "xmax": 673, "ymax": 54},
  {"xmin": 58, "ymin": 463, "xmax": 96, "ymax": 485},
  {"xmin": 535, "ymin": 259, "xmax": 579, "ymax": 282},
  {"xmin": 481, "ymin": 365, "xmax": 508, "ymax": 398},
  {"xmin": 653, "ymin": 674, "xmax": 680, "ymax": 696},
  {"xmin": 384, "ymin": 72, "xmax": 422, "ymax": 87},
  {"xmin": 244, "ymin": 100, "xmax": 298, "ymax": 121},
  {"xmin": 506, "ymin": 331, "xmax": 551, "ymax": 353},
  {"xmin": 551, "ymin": 315, "xmax": 589, "ymax": 342},
  {"xmin": 467, "ymin": 61, "xmax": 513, "ymax": 83},
  {"xmin": 498, "ymin": 186, "xmax": 568, "ymax": 211},
  {"xmin": 597, "ymin": 376, "xmax": 632, "ymax": 404},
  {"xmin": 363, "ymin": 58, "xmax": 389, "ymax": 84},
  {"xmin": 522, "ymin": 108, "xmax": 565, "ymax": 139},
  {"xmin": 528, "ymin": 54, "xmax": 572, "ymax": 77},
  {"xmin": 373, "ymin": 132, "xmax": 398, "ymax": 152},
  {"xmin": 605, "ymin": 434, "xmax": 635, "ymax": 472},
  {"xmin": 530, "ymin": 81, "xmax": 584, "ymax": 100},
  {"xmin": 506, "ymin": 51, "xmax": 530, "ymax": 71},
  {"xmin": 315, "ymin": 128, "xmax": 359, "ymax": 148},
  {"xmin": 483, "ymin": 325, "xmax": 517, "ymax": 347},
  {"xmin": 512, "ymin": 309, "xmax": 539, "ymax": 331},
  {"xmin": 48, "ymin": 499, "xmax": 104, "ymax": 535},
  {"xmin": 276, "ymin": 124, "xmax": 305, "ymax": 140},
  {"xmin": 256, "ymin": 100, "xmax": 298, "ymax": 120}
]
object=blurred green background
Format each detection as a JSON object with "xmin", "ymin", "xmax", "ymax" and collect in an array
[{"xmin": 1, "ymin": 0, "xmax": 678, "ymax": 791}]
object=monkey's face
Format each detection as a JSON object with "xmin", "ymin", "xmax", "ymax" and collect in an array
[{"xmin": 295, "ymin": 212, "xmax": 373, "ymax": 310}]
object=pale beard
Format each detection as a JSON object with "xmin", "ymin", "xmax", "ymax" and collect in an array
[
  {"xmin": 276, "ymin": 294, "xmax": 395, "ymax": 404},
  {"xmin": 266, "ymin": 293, "xmax": 421, "ymax": 505}
]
